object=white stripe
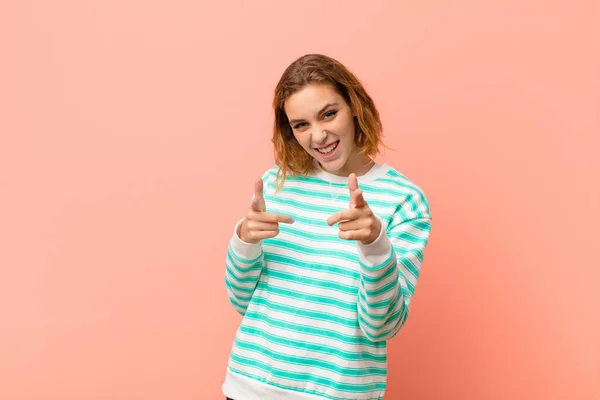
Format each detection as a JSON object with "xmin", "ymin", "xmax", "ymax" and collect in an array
[
  {"xmin": 239, "ymin": 316, "xmax": 384, "ymax": 354},
  {"xmin": 255, "ymin": 288, "xmax": 358, "ymax": 323},
  {"xmin": 231, "ymin": 346, "xmax": 387, "ymax": 384},
  {"xmin": 249, "ymin": 298, "xmax": 365, "ymax": 338},
  {"xmin": 361, "ymin": 267, "xmax": 398, "ymax": 293},
  {"xmin": 258, "ymin": 275, "xmax": 357, "ymax": 304},
  {"xmin": 235, "ymin": 329, "xmax": 385, "ymax": 369},
  {"xmin": 263, "ymin": 252, "xmax": 359, "ymax": 285},
  {"xmin": 225, "ymin": 259, "xmax": 261, "ymax": 287},
  {"xmin": 270, "ymin": 230, "xmax": 357, "ymax": 253}
]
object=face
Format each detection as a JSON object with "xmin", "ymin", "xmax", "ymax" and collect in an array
[{"xmin": 284, "ymin": 83, "xmax": 371, "ymax": 177}]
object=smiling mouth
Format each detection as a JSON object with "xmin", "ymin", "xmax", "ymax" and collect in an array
[{"xmin": 315, "ymin": 141, "xmax": 339, "ymax": 155}]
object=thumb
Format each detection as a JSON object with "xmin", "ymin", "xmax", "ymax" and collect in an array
[{"xmin": 250, "ymin": 178, "xmax": 266, "ymax": 212}]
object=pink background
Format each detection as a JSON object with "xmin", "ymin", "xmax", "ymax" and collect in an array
[{"xmin": 1, "ymin": 1, "xmax": 598, "ymax": 399}]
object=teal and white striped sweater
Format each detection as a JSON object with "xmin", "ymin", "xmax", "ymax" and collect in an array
[{"xmin": 223, "ymin": 163, "xmax": 432, "ymax": 400}]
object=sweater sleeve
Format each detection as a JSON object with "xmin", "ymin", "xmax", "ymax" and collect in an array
[
  {"xmin": 224, "ymin": 169, "xmax": 275, "ymax": 315},
  {"xmin": 355, "ymin": 194, "xmax": 432, "ymax": 342},
  {"xmin": 224, "ymin": 218, "xmax": 264, "ymax": 315}
]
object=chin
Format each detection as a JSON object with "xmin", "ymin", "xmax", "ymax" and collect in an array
[{"xmin": 320, "ymin": 157, "xmax": 348, "ymax": 173}]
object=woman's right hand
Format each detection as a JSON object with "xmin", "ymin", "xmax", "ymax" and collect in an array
[{"xmin": 238, "ymin": 179, "xmax": 294, "ymax": 244}]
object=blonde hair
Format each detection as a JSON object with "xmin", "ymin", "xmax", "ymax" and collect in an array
[{"xmin": 272, "ymin": 54, "xmax": 385, "ymax": 191}]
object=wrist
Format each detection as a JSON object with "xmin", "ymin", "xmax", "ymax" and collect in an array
[
  {"xmin": 231, "ymin": 218, "xmax": 263, "ymax": 260},
  {"xmin": 356, "ymin": 216, "xmax": 394, "ymax": 268}
]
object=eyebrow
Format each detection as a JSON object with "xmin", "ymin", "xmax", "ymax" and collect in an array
[{"xmin": 288, "ymin": 103, "xmax": 340, "ymax": 125}]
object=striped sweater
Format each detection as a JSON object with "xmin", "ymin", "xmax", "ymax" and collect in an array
[{"xmin": 223, "ymin": 162, "xmax": 432, "ymax": 400}]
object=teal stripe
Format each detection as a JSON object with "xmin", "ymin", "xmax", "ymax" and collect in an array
[
  {"xmin": 267, "ymin": 195, "xmax": 341, "ymax": 215},
  {"xmin": 226, "ymin": 254, "xmax": 262, "ymax": 283},
  {"xmin": 267, "ymin": 211, "xmax": 331, "ymax": 228},
  {"xmin": 226, "ymin": 287, "xmax": 248, "ymax": 313},
  {"xmin": 358, "ymin": 287, "xmax": 399, "ymax": 312},
  {"xmin": 373, "ymin": 307, "xmax": 407, "ymax": 340},
  {"xmin": 272, "ymin": 186, "xmax": 411, "ymax": 210},
  {"xmin": 265, "ymin": 252, "xmax": 359, "ymax": 281},
  {"xmin": 225, "ymin": 271, "xmax": 256, "ymax": 297},
  {"xmin": 263, "ymin": 268, "xmax": 357, "ymax": 296},
  {"xmin": 394, "ymin": 247, "xmax": 424, "ymax": 270},
  {"xmin": 267, "ymin": 167, "xmax": 429, "ymax": 220},
  {"xmin": 398, "ymin": 255, "xmax": 420, "ymax": 281},
  {"xmin": 266, "ymin": 238, "xmax": 357, "ymax": 263},
  {"xmin": 357, "ymin": 305, "xmax": 405, "ymax": 341},
  {"xmin": 238, "ymin": 325, "xmax": 386, "ymax": 363},
  {"xmin": 402, "ymin": 276, "xmax": 415, "ymax": 296},
  {"xmin": 277, "ymin": 224, "xmax": 345, "ymax": 243},
  {"xmin": 267, "ymin": 205, "xmax": 393, "ymax": 231},
  {"xmin": 255, "ymin": 280, "xmax": 357, "ymax": 312},
  {"xmin": 411, "ymin": 218, "xmax": 432, "ymax": 231},
  {"xmin": 388, "ymin": 228, "xmax": 429, "ymax": 245},
  {"xmin": 242, "ymin": 311, "xmax": 381, "ymax": 348},
  {"xmin": 361, "ymin": 276, "xmax": 398, "ymax": 298},
  {"xmin": 382, "ymin": 179, "xmax": 429, "ymax": 218},
  {"xmin": 358, "ymin": 291, "xmax": 401, "ymax": 320},
  {"xmin": 251, "ymin": 296, "xmax": 359, "ymax": 330},
  {"xmin": 268, "ymin": 167, "xmax": 420, "ymax": 200},
  {"xmin": 361, "ymin": 259, "xmax": 396, "ymax": 285},
  {"xmin": 233, "ymin": 339, "xmax": 387, "ymax": 377},
  {"xmin": 400, "ymin": 283, "xmax": 411, "ymax": 299},
  {"xmin": 268, "ymin": 170, "xmax": 427, "ymax": 222},
  {"xmin": 361, "ymin": 298, "xmax": 393, "ymax": 313},
  {"xmin": 266, "ymin": 171, "xmax": 348, "ymax": 189}
]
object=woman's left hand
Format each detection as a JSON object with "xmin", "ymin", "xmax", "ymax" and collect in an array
[{"xmin": 327, "ymin": 173, "xmax": 381, "ymax": 245}]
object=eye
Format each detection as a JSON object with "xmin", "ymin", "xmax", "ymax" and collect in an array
[
  {"xmin": 293, "ymin": 122, "xmax": 307, "ymax": 129},
  {"xmin": 323, "ymin": 110, "xmax": 338, "ymax": 120}
]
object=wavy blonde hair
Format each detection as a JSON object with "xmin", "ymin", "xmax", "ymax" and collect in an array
[{"xmin": 272, "ymin": 54, "xmax": 385, "ymax": 191}]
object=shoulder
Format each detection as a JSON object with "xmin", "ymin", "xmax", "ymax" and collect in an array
[
  {"xmin": 259, "ymin": 166, "xmax": 282, "ymax": 193},
  {"xmin": 372, "ymin": 164, "xmax": 432, "ymax": 220},
  {"xmin": 260, "ymin": 165, "xmax": 280, "ymax": 181}
]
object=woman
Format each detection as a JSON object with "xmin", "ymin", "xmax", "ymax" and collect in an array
[{"xmin": 222, "ymin": 54, "xmax": 432, "ymax": 400}]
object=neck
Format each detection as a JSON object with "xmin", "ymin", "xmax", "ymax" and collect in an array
[{"xmin": 319, "ymin": 154, "xmax": 374, "ymax": 177}]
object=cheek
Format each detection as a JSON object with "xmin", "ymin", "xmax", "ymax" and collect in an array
[
  {"xmin": 331, "ymin": 110, "xmax": 352, "ymax": 128},
  {"xmin": 335, "ymin": 117, "xmax": 356, "ymax": 141},
  {"xmin": 293, "ymin": 133, "xmax": 312, "ymax": 150}
]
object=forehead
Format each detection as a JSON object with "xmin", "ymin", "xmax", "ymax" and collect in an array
[{"xmin": 284, "ymin": 83, "xmax": 345, "ymax": 116}]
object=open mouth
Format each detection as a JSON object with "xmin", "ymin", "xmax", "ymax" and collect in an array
[{"xmin": 315, "ymin": 141, "xmax": 339, "ymax": 155}]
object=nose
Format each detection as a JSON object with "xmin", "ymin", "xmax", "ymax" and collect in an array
[{"xmin": 311, "ymin": 127, "xmax": 327, "ymax": 145}]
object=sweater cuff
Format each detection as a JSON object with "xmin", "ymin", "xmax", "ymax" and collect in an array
[
  {"xmin": 356, "ymin": 216, "xmax": 393, "ymax": 268},
  {"xmin": 230, "ymin": 218, "xmax": 263, "ymax": 261}
]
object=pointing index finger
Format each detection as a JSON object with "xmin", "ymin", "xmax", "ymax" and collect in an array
[
  {"xmin": 348, "ymin": 173, "xmax": 359, "ymax": 193},
  {"xmin": 255, "ymin": 211, "xmax": 294, "ymax": 224}
]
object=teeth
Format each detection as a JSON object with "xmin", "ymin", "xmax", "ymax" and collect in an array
[{"xmin": 317, "ymin": 141, "xmax": 338, "ymax": 154}]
